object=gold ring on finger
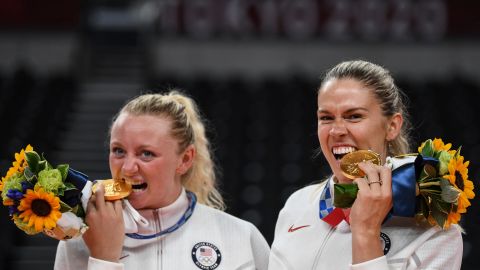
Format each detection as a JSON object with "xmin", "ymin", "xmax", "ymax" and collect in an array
[{"xmin": 368, "ymin": 180, "xmax": 382, "ymax": 186}]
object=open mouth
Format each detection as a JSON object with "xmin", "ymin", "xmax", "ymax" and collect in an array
[
  {"xmin": 332, "ymin": 146, "xmax": 357, "ymax": 160},
  {"xmin": 131, "ymin": 183, "xmax": 148, "ymax": 192},
  {"xmin": 123, "ymin": 178, "xmax": 148, "ymax": 192}
]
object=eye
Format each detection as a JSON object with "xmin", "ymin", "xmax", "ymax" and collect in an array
[
  {"xmin": 345, "ymin": 113, "xmax": 363, "ymax": 121},
  {"xmin": 111, "ymin": 147, "xmax": 125, "ymax": 157},
  {"xmin": 318, "ymin": 114, "xmax": 334, "ymax": 123},
  {"xmin": 141, "ymin": 150, "xmax": 155, "ymax": 160}
]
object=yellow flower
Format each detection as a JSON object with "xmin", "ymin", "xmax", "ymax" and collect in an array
[
  {"xmin": 418, "ymin": 138, "xmax": 453, "ymax": 153},
  {"xmin": 425, "ymin": 202, "xmax": 461, "ymax": 229},
  {"xmin": 13, "ymin": 214, "xmax": 39, "ymax": 235},
  {"xmin": 17, "ymin": 188, "xmax": 61, "ymax": 232},
  {"xmin": 0, "ymin": 145, "xmax": 33, "ymax": 192},
  {"xmin": 443, "ymin": 155, "xmax": 475, "ymax": 215},
  {"xmin": 444, "ymin": 211, "xmax": 461, "ymax": 229},
  {"xmin": 13, "ymin": 144, "xmax": 33, "ymax": 174}
]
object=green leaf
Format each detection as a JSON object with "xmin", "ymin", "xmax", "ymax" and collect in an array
[
  {"xmin": 333, "ymin": 183, "xmax": 358, "ymax": 208},
  {"xmin": 57, "ymin": 186, "xmax": 65, "ymax": 196},
  {"xmin": 419, "ymin": 164, "xmax": 437, "ymax": 181},
  {"xmin": 418, "ymin": 196, "xmax": 430, "ymax": 220},
  {"xmin": 453, "ymin": 146, "xmax": 462, "ymax": 159},
  {"xmin": 25, "ymin": 151, "xmax": 41, "ymax": 174},
  {"xmin": 24, "ymin": 167, "xmax": 36, "ymax": 181},
  {"xmin": 74, "ymin": 204, "xmax": 85, "ymax": 218},
  {"xmin": 38, "ymin": 160, "xmax": 47, "ymax": 172},
  {"xmin": 64, "ymin": 182, "xmax": 77, "ymax": 191},
  {"xmin": 420, "ymin": 189, "xmax": 442, "ymax": 196},
  {"xmin": 433, "ymin": 198, "xmax": 452, "ymax": 214},
  {"xmin": 431, "ymin": 202, "xmax": 447, "ymax": 228},
  {"xmin": 440, "ymin": 179, "xmax": 460, "ymax": 203},
  {"xmin": 419, "ymin": 181, "xmax": 442, "ymax": 194},
  {"xmin": 59, "ymin": 201, "xmax": 72, "ymax": 213},
  {"xmin": 421, "ymin": 139, "xmax": 434, "ymax": 157},
  {"xmin": 438, "ymin": 151, "xmax": 451, "ymax": 175},
  {"xmin": 57, "ymin": 164, "xmax": 69, "ymax": 181}
]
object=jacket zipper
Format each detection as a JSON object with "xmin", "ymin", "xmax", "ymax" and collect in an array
[
  {"xmin": 311, "ymin": 227, "xmax": 335, "ymax": 270},
  {"xmin": 153, "ymin": 209, "xmax": 163, "ymax": 270}
]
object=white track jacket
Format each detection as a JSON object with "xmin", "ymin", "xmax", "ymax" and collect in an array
[
  {"xmin": 55, "ymin": 189, "xmax": 270, "ymax": 270},
  {"xmin": 269, "ymin": 158, "xmax": 463, "ymax": 270}
]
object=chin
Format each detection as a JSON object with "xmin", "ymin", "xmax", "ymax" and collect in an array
[{"xmin": 127, "ymin": 198, "xmax": 145, "ymax": 210}]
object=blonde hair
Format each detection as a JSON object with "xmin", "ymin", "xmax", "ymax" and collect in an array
[
  {"xmin": 115, "ymin": 90, "xmax": 225, "ymax": 210},
  {"xmin": 319, "ymin": 60, "xmax": 411, "ymax": 156}
]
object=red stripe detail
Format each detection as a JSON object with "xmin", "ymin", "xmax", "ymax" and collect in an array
[
  {"xmin": 342, "ymin": 208, "xmax": 351, "ymax": 225},
  {"xmin": 321, "ymin": 207, "xmax": 345, "ymax": 227}
]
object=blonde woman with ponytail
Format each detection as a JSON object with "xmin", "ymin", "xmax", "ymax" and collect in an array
[{"xmin": 55, "ymin": 90, "xmax": 269, "ymax": 270}]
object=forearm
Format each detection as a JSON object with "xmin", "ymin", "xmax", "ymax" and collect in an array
[{"xmin": 351, "ymin": 228, "xmax": 383, "ymax": 264}]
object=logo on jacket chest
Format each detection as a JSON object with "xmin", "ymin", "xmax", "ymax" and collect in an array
[
  {"xmin": 380, "ymin": 232, "xmax": 391, "ymax": 255},
  {"xmin": 191, "ymin": 242, "xmax": 222, "ymax": 270}
]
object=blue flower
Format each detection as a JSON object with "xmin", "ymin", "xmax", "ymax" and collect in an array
[
  {"xmin": 8, "ymin": 205, "xmax": 19, "ymax": 215},
  {"xmin": 6, "ymin": 189, "xmax": 24, "ymax": 200}
]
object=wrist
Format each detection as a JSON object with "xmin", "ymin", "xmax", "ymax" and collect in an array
[
  {"xmin": 90, "ymin": 250, "xmax": 121, "ymax": 263},
  {"xmin": 351, "ymin": 228, "xmax": 383, "ymax": 264}
]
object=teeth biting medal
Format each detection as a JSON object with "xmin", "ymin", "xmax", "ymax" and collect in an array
[
  {"xmin": 339, "ymin": 150, "xmax": 381, "ymax": 179},
  {"xmin": 92, "ymin": 178, "xmax": 132, "ymax": 200}
]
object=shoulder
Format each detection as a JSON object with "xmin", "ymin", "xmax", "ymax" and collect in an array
[
  {"xmin": 387, "ymin": 155, "xmax": 416, "ymax": 170},
  {"xmin": 431, "ymin": 224, "xmax": 463, "ymax": 241},
  {"xmin": 284, "ymin": 181, "xmax": 327, "ymax": 208},
  {"xmin": 193, "ymin": 203, "xmax": 260, "ymax": 235}
]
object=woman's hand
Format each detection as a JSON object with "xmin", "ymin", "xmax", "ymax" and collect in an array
[
  {"xmin": 82, "ymin": 183, "xmax": 125, "ymax": 262},
  {"xmin": 350, "ymin": 161, "xmax": 393, "ymax": 264}
]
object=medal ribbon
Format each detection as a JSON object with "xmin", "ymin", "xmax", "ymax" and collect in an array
[
  {"xmin": 325, "ymin": 155, "xmax": 439, "ymax": 226},
  {"xmin": 390, "ymin": 155, "xmax": 438, "ymax": 217},
  {"xmin": 319, "ymin": 182, "xmax": 350, "ymax": 227},
  {"xmin": 126, "ymin": 191, "xmax": 197, "ymax": 240}
]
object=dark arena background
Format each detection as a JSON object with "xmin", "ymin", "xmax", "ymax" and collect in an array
[{"xmin": 1, "ymin": 0, "xmax": 479, "ymax": 268}]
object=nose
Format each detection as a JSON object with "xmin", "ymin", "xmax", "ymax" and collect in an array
[
  {"xmin": 122, "ymin": 155, "xmax": 138, "ymax": 176},
  {"xmin": 329, "ymin": 120, "xmax": 347, "ymax": 136}
]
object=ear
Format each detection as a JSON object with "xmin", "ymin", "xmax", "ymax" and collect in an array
[
  {"xmin": 176, "ymin": 144, "xmax": 195, "ymax": 175},
  {"xmin": 386, "ymin": 113, "xmax": 403, "ymax": 141}
]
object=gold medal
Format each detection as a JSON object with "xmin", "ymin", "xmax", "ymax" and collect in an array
[
  {"xmin": 92, "ymin": 179, "xmax": 132, "ymax": 201},
  {"xmin": 340, "ymin": 150, "xmax": 381, "ymax": 179}
]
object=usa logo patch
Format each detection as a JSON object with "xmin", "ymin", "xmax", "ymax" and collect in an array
[
  {"xmin": 380, "ymin": 232, "xmax": 391, "ymax": 255},
  {"xmin": 191, "ymin": 242, "xmax": 222, "ymax": 270}
]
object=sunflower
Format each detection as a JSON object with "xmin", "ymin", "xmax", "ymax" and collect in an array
[
  {"xmin": 444, "ymin": 210, "xmax": 461, "ymax": 229},
  {"xmin": 418, "ymin": 138, "xmax": 455, "ymax": 155},
  {"xmin": 0, "ymin": 145, "xmax": 33, "ymax": 192},
  {"xmin": 443, "ymin": 155, "xmax": 475, "ymax": 214},
  {"xmin": 17, "ymin": 188, "xmax": 61, "ymax": 232},
  {"xmin": 13, "ymin": 144, "xmax": 33, "ymax": 174},
  {"xmin": 13, "ymin": 215, "xmax": 39, "ymax": 235}
]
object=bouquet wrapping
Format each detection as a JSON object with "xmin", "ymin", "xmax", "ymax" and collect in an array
[
  {"xmin": 0, "ymin": 145, "xmax": 92, "ymax": 240},
  {"xmin": 334, "ymin": 138, "xmax": 475, "ymax": 229}
]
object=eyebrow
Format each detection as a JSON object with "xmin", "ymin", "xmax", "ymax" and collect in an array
[{"xmin": 317, "ymin": 107, "xmax": 369, "ymax": 114}]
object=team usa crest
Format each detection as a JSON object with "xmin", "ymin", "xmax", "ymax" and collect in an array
[{"xmin": 191, "ymin": 242, "xmax": 222, "ymax": 270}]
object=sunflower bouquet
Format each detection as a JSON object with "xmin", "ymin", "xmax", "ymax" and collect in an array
[
  {"xmin": 333, "ymin": 138, "xmax": 475, "ymax": 229},
  {"xmin": 0, "ymin": 145, "xmax": 91, "ymax": 240}
]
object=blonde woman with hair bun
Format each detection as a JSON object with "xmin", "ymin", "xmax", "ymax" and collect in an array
[
  {"xmin": 54, "ymin": 90, "xmax": 269, "ymax": 270},
  {"xmin": 269, "ymin": 60, "xmax": 463, "ymax": 270}
]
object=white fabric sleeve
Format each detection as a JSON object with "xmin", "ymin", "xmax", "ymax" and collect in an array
[
  {"xmin": 88, "ymin": 257, "xmax": 124, "ymax": 270},
  {"xmin": 350, "ymin": 256, "xmax": 389, "ymax": 270},
  {"xmin": 405, "ymin": 225, "xmax": 462, "ymax": 270},
  {"xmin": 250, "ymin": 224, "xmax": 270, "ymax": 270}
]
